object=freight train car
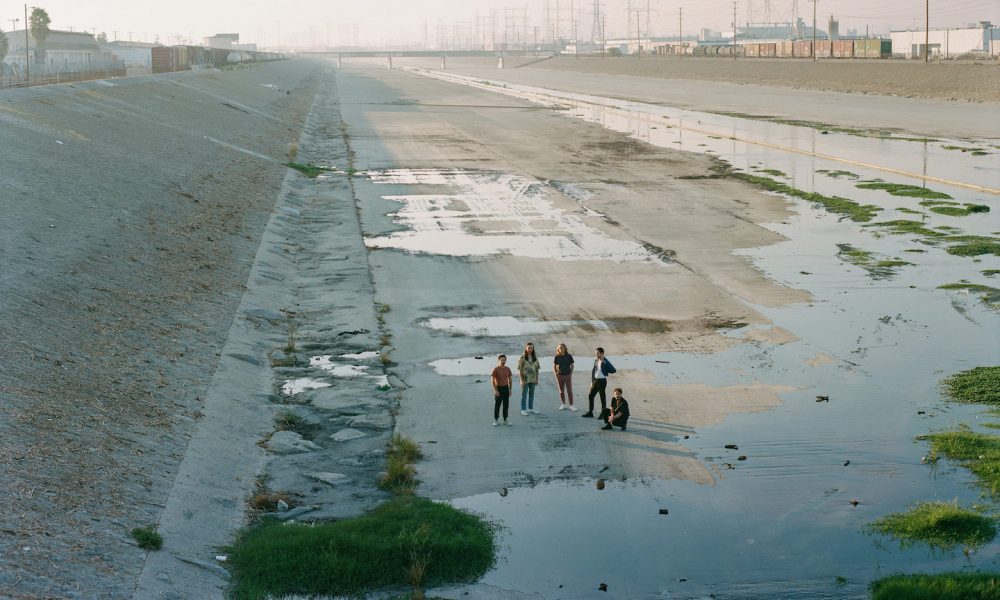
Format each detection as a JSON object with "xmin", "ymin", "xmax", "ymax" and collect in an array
[{"xmin": 737, "ymin": 39, "xmax": 890, "ymax": 59}]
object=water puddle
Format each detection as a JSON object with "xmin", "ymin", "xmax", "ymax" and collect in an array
[
  {"xmin": 361, "ymin": 168, "xmax": 664, "ymax": 262},
  {"xmin": 449, "ymin": 477, "xmax": 996, "ymax": 600},
  {"xmin": 280, "ymin": 378, "xmax": 331, "ymax": 396},
  {"xmin": 422, "ymin": 316, "xmax": 607, "ymax": 337},
  {"xmin": 309, "ymin": 355, "xmax": 390, "ymax": 389}
]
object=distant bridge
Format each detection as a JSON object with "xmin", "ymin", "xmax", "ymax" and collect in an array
[{"xmin": 300, "ymin": 49, "xmax": 551, "ymax": 58}]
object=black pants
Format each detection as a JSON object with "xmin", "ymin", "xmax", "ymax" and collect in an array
[
  {"xmin": 600, "ymin": 408, "xmax": 628, "ymax": 430},
  {"xmin": 494, "ymin": 386, "xmax": 510, "ymax": 420},
  {"xmin": 588, "ymin": 378, "xmax": 607, "ymax": 414}
]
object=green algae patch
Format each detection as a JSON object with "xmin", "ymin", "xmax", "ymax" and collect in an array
[
  {"xmin": 836, "ymin": 244, "xmax": 912, "ymax": 279},
  {"xmin": 819, "ymin": 169, "xmax": 860, "ymax": 179},
  {"xmin": 871, "ymin": 572, "xmax": 1000, "ymax": 600},
  {"xmin": 938, "ymin": 283, "xmax": 1000, "ymax": 308},
  {"xmin": 732, "ymin": 173, "xmax": 881, "ymax": 222},
  {"xmin": 942, "ymin": 366, "xmax": 1000, "ymax": 405},
  {"xmin": 863, "ymin": 220, "xmax": 947, "ymax": 238},
  {"xmin": 226, "ymin": 496, "xmax": 498, "ymax": 600},
  {"xmin": 945, "ymin": 241, "xmax": 1000, "ymax": 256},
  {"xmin": 865, "ymin": 501, "xmax": 997, "ymax": 550},
  {"xmin": 856, "ymin": 182, "xmax": 953, "ymax": 200},
  {"xmin": 928, "ymin": 204, "xmax": 991, "ymax": 217}
]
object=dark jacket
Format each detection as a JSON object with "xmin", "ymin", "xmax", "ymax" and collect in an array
[{"xmin": 591, "ymin": 357, "xmax": 617, "ymax": 380}]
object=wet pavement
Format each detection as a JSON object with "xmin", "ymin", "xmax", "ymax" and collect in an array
[{"xmin": 327, "ymin": 60, "xmax": 999, "ymax": 598}]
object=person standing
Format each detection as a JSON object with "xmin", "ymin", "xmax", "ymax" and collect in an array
[
  {"xmin": 585, "ymin": 347, "xmax": 616, "ymax": 418},
  {"xmin": 517, "ymin": 342, "xmax": 540, "ymax": 415},
  {"xmin": 553, "ymin": 343, "xmax": 576, "ymax": 411},
  {"xmin": 600, "ymin": 387, "xmax": 630, "ymax": 431},
  {"xmin": 491, "ymin": 354, "xmax": 513, "ymax": 426}
]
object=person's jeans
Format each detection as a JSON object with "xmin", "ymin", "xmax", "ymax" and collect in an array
[
  {"xmin": 520, "ymin": 382, "xmax": 536, "ymax": 411},
  {"xmin": 494, "ymin": 386, "xmax": 510, "ymax": 420},
  {"xmin": 588, "ymin": 378, "xmax": 607, "ymax": 414},
  {"xmin": 556, "ymin": 373, "xmax": 574, "ymax": 405}
]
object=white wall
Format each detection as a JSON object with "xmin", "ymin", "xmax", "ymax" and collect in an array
[{"xmin": 891, "ymin": 27, "xmax": 997, "ymax": 59}]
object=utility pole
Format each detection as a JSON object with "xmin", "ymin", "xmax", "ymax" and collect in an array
[
  {"xmin": 24, "ymin": 4, "xmax": 29, "ymax": 78},
  {"xmin": 678, "ymin": 7, "xmax": 682, "ymax": 55},
  {"xmin": 924, "ymin": 0, "xmax": 929, "ymax": 62},
  {"xmin": 812, "ymin": 0, "xmax": 817, "ymax": 61},
  {"xmin": 732, "ymin": 1, "xmax": 738, "ymax": 60}
]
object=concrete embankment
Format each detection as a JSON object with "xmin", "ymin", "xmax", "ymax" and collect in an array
[{"xmin": 0, "ymin": 59, "xmax": 342, "ymax": 598}]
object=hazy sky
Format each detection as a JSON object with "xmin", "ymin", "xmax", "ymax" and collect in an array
[{"xmin": 3, "ymin": 0, "xmax": 997, "ymax": 47}]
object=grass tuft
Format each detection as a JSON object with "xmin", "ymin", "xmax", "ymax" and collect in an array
[
  {"xmin": 390, "ymin": 433, "xmax": 424, "ymax": 463},
  {"xmin": 941, "ymin": 367, "xmax": 1000, "ymax": 405},
  {"xmin": 856, "ymin": 182, "xmax": 953, "ymax": 200},
  {"xmin": 378, "ymin": 434, "xmax": 423, "ymax": 494},
  {"xmin": 919, "ymin": 428, "xmax": 1000, "ymax": 498},
  {"xmin": 286, "ymin": 162, "xmax": 334, "ymax": 178},
  {"xmin": 865, "ymin": 501, "xmax": 997, "ymax": 550},
  {"xmin": 274, "ymin": 410, "xmax": 305, "ymax": 432},
  {"xmin": 130, "ymin": 526, "xmax": 163, "ymax": 550},
  {"xmin": 870, "ymin": 572, "xmax": 1000, "ymax": 600},
  {"xmin": 225, "ymin": 496, "xmax": 497, "ymax": 600}
]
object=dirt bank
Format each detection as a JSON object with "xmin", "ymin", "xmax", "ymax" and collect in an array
[
  {"xmin": 534, "ymin": 55, "xmax": 1000, "ymax": 103},
  {"xmin": 0, "ymin": 61, "xmax": 323, "ymax": 598}
]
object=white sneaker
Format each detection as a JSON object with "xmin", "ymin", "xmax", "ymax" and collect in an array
[
  {"xmin": 520, "ymin": 410, "xmax": 528, "ymax": 416},
  {"xmin": 569, "ymin": 405, "xmax": 578, "ymax": 411},
  {"xmin": 505, "ymin": 420, "xmax": 513, "ymax": 426},
  {"xmin": 493, "ymin": 420, "xmax": 499, "ymax": 427},
  {"xmin": 530, "ymin": 409, "xmax": 539, "ymax": 414},
  {"xmin": 558, "ymin": 404, "xmax": 567, "ymax": 410}
]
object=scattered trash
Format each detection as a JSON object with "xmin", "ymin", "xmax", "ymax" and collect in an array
[
  {"xmin": 499, "ymin": 487, "xmax": 508, "ymax": 497},
  {"xmin": 474, "ymin": 356, "xmax": 484, "ymax": 359},
  {"xmin": 215, "ymin": 555, "xmax": 228, "ymax": 562},
  {"xmin": 56, "ymin": 140, "xmax": 64, "ymax": 144},
  {"xmin": 800, "ymin": 271, "xmax": 812, "ymax": 275},
  {"xmin": 683, "ymin": 435, "xmax": 689, "ymax": 439},
  {"xmin": 723, "ymin": 463, "xmax": 734, "ymax": 469},
  {"xmin": 596, "ymin": 479, "xmax": 605, "ymax": 490},
  {"xmin": 843, "ymin": 460, "xmax": 850, "ymax": 467},
  {"xmin": 427, "ymin": 440, "xmax": 437, "ymax": 444},
  {"xmin": 276, "ymin": 499, "xmax": 289, "ymax": 512},
  {"xmin": 815, "ymin": 395, "xmax": 830, "ymax": 402},
  {"xmin": 598, "ymin": 583, "xmax": 608, "ymax": 592},
  {"xmin": 725, "ymin": 444, "xmax": 739, "ymax": 450},
  {"xmin": 917, "ymin": 410, "xmax": 926, "ymax": 415},
  {"xmin": 658, "ymin": 508, "xmax": 669, "ymax": 515},
  {"xmin": 849, "ymin": 500, "xmax": 860, "ymax": 507},
  {"xmin": 737, "ymin": 455, "xmax": 748, "ymax": 461}
]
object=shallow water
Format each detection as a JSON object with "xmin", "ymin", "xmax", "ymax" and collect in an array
[{"xmin": 349, "ymin": 64, "xmax": 1000, "ymax": 595}]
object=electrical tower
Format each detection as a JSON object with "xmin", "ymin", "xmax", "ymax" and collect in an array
[{"xmin": 591, "ymin": 0, "xmax": 602, "ymax": 43}]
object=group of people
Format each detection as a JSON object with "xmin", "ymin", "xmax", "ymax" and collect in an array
[{"xmin": 490, "ymin": 343, "xmax": 630, "ymax": 432}]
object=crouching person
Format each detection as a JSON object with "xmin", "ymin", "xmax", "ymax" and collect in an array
[{"xmin": 600, "ymin": 387, "xmax": 629, "ymax": 431}]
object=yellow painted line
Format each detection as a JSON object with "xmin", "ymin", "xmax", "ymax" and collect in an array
[{"xmin": 413, "ymin": 69, "xmax": 1000, "ymax": 196}]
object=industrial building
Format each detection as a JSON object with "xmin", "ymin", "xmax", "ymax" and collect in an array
[{"xmin": 890, "ymin": 22, "xmax": 998, "ymax": 59}]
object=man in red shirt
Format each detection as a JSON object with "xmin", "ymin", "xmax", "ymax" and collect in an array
[{"xmin": 491, "ymin": 355, "xmax": 514, "ymax": 426}]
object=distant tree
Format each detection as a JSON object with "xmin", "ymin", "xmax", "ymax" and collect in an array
[
  {"xmin": 95, "ymin": 32, "xmax": 108, "ymax": 45},
  {"xmin": 0, "ymin": 29, "xmax": 8, "ymax": 64},
  {"xmin": 29, "ymin": 7, "xmax": 51, "ymax": 65}
]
